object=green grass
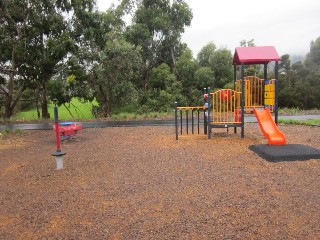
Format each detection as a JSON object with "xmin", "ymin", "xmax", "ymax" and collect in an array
[
  {"xmin": 279, "ymin": 119, "xmax": 320, "ymax": 126},
  {"xmin": 13, "ymin": 98, "xmax": 98, "ymax": 121},
  {"xmin": 11, "ymin": 98, "xmax": 173, "ymax": 121},
  {"xmin": 110, "ymin": 111, "xmax": 173, "ymax": 120},
  {"xmin": 278, "ymin": 107, "xmax": 301, "ymax": 115}
]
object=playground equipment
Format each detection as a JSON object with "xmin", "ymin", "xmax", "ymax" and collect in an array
[
  {"xmin": 51, "ymin": 99, "xmax": 66, "ymax": 170},
  {"xmin": 207, "ymin": 89, "xmax": 242, "ymax": 138},
  {"xmin": 234, "ymin": 76, "xmax": 276, "ymax": 113},
  {"xmin": 175, "ymin": 46, "xmax": 286, "ymax": 145},
  {"xmin": 175, "ymin": 89, "xmax": 209, "ymax": 140},
  {"xmin": 253, "ymin": 107, "xmax": 286, "ymax": 145},
  {"xmin": 53, "ymin": 122, "xmax": 82, "ymax": 140}
]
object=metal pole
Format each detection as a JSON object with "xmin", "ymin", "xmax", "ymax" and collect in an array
[
  {"xmin": 263, "ymin": 63, "xmax": 268, "ymax": 109},
  {"xmin": 51, "ymin": 99, "xmax": 66, "ymax": 170},
  {"xmin": 234, "ymin": 64, "xmax": 238, "ymax": 135},
  {"xmin": 180, "ymin": 110, "xmax": 183, "ymax": 135},
  {"xmin": 204, "ymin": 88, "xmax": 208, "ymax": 135},
  {"xmin": 197, "ymin": 109, "xmax": 200, "ymax": 134},
  {"xmin": 275, "ymin": 61, "xmax": 279, "ymax": 125},
  {"xmin": 233, "ymin": 64, "xmax": 237, "ymax": 90},
  {"xmin": 186, "ymin": 110, "xmax": 189, "ymax": 135},
  {"xmin": 241, "ymin": 64, "xmax": 245, "ymax": 138},
  {"xmin": 191, "ymin": 109, "xmax": 194, "ymax": 134},
  {"xmin": 207, "ymin": 87, "xmax": 211, "ymax": 139},
  {"xmin": 175, "ymin": 102, "xmax": 178, "ymax": 140}
]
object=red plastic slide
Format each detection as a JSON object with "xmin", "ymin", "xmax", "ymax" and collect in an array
[{"xmin": 253, "ymin": 108, "xmax": 286, "ymax": 145}]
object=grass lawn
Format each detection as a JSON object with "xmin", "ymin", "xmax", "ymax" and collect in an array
[
  {"xmin": 279, "ymin": 119, "xmax": 320, "ymax": 126},
  {"xmin": 14, "ymin": 98, "xmax": 98, "ymax": 121}
]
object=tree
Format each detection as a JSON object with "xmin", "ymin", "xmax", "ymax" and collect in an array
[
  {"xmin": 197, "ymin": 42, "xmax": 216, "ymax": 68},
  {"xmin": 194, "ymin": 67, "xmax": 214, "ymax": 89},
  {"xmin": 197, "ymin": 43, "xmax": 232, "ymax": 88},
  {"xmin": 93, "ymin": 35, "xmax": 142, "ymax": 117},
  {"xmin": 211, "ymin": 48, "xmax": 233, "ymax": 88},
  {"xmin": 176, "ymin": 47, "xmax": 200, "ymax": 104},
  {"xmin": 303, "ymin": 36, "xmax": 320, "ymax": 108},
  {"xmin": 68, "ymin": 1, "xmax": 139, "ymax": 117},
  {"xmin": 305, "ymin": 36, "xmax": 320, "ymax": 70},
  {"xmin": 140, "ymin": 63, "xmax": 184, "ymax": 111},
  {"xmin": 240, "ymin": 39, "xmax": 255, "ymax": 47},
  {"xmin": 0, "ymin": 0, "xmax": 30, "ymax": 118},
  {"xmin": 126, "ymin": 0, "xmax": 192, "ymax": 89},
  {"xmin": 279, "ymin": 54, "xmax": 291, "ymax": 74},
  {"xmin": 0, "ymin": 0, "xmax": 96, "ymax": 119}
]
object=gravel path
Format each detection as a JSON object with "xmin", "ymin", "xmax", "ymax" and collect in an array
[{"xmin": 1, "ymin": 124, "xmax": 320, "ymax": 239}]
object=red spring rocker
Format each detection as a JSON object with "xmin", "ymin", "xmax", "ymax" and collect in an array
[{"xmin": 53, "ymin": 122, "xmax": 82, "ymax": 140}]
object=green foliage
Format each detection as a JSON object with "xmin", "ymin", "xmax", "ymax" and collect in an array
[
  {"xmin": 139, "ymin": 63, "xmax": 185, "ymax": 112},
  {"xmin": 197, "ymin": 43, "xmax": 233, "ymax": 88},
  {"xmin": 149, "ymin": 63, "xmax": 175, "ymax": 90},
  {"xmin": 279, "ymin": 119, "xmax": 320, "ymax": 126},
  {"xmin": 17, "ymin": 89, "xmax": 37, "ymax": 112},
  {"xmin": 0, "ymin": 0, "xmax": 96, "ymax": 119},
  {"xmin": 93, "ymin": 35, "xmax": 142, "ymax": 117},
  {"xmin": 48, "ymin": 79, "xmax": 72, "ymax": 106},
  {"xmin": 197, "ymin": 42, "xmax": 216, "ymax": 67},
  {"xmin": 278, "ymin": 37, "xmax": 320, "ymax": 110},
  {"xmin": 223, "ymin": 81, "xmax": 235, "ymax": 90},
  {"xmin": 211, "ymin": 48, "xmax": 233, "ymax": 87},
  {"xmin": 240, "ymin": 39, "xmax": 255, "ymax": 47},
  {"xmin": 194, "ymin": 67, "xmax": 214, "ymax": 89},
  {"xmin": 176, "ymin": 48, "xmax": 200, "ymax": 104},
  {"xmin": 126, "ymin": 0, "xmax": 193, "ymax": 88},
  {"xmin": 278, "ymin": 107, "xmax": 301, "ymax": 115},
  {"xmin": 305, "ymin": 36, "xmax": 320, "ymax": 69}
]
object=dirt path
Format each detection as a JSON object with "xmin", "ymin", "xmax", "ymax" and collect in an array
[{"xmin": 1, "ymin": 124, "xmax": 320, "ymax": 239}]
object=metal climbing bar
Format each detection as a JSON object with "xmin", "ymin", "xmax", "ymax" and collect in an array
[{"xmin": 175, "ymin": 104, "xmax": 208, "ymax": 140}]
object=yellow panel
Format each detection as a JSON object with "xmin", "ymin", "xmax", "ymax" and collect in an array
[
  {"xmin": 265, "ymin": 98, "xmax": 275, "ymax": 105},
  {"xmin": 265, "ymin": 84, "xmax": 275, "ymax": 92},
  {"xmin": 265, "ymin": 84, "xmax": 275, "ymax": 91},
  {"xmin": 265, "ymin": 92, "xmax": 274, "ymax": 99},
  {"xmin": 270, "ymin": 84, "xmax": 275, "ymax": 91},
  {"xmin": 269, "ymin": 99, "xmax": 275, "ymax": 105},
  {"xmin": 264, "ymin": 85, "xmax": 271, "ymax": 91}
]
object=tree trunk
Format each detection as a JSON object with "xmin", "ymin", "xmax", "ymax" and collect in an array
[
  {"xmin": 99, "ymin": 84, "xmax": 111, "ymax": 117},
  {"xmin": 3, "ymin": 43, "xmax": 16, "ymax": 119},
  {"xmin": 41, "ymin": 82, "xmax": 50, "ymax": 119},
  {"xmin": 2, "ymin": 44, "xmax": 26, "ymax": 119},
  {"xmin": 3, "ymin": 99, "xmax": 13, "ymax": 119},
  {"xmin": 35, "ymin": 95, "xmax": 41, "ymax": 119}
]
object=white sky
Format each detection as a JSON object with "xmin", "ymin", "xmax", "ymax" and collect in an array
[{"xmin": 96, "ymin": 0, "xmax": 320, "ymax": 56}]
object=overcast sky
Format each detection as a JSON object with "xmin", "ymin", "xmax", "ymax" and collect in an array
[{"xmin": 96, "ymin": 0, "xmax": 320, "ymax": 57}]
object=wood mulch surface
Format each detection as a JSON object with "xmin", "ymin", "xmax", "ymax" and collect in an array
[{"xmin": 0, "ymin": 123, "xmax": 320, "ymax": 239}]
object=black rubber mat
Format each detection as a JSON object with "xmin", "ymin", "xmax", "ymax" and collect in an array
[{"xmin": 249, "ymin": 144, "xmax": 320, "ymax": 162}]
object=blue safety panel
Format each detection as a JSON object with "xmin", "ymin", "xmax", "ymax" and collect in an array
[{"xmin": 60, "ymin": 122, "xmax": 74, "ymax": 126}]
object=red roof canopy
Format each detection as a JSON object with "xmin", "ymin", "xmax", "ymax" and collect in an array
[{"xmin": 233, "ymin": 46, "xmax": 280, "ymax": 65}]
